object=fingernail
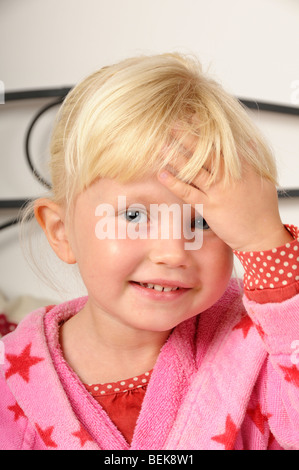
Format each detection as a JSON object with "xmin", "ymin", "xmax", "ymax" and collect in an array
[{"xmin": 159, "ymin": 171, "xmax": 169, "ymax": 180}]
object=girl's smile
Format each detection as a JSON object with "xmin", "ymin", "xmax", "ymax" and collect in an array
[{"xmin": 128, "ymin": 279, "xmax": 193, "ymax": 301}]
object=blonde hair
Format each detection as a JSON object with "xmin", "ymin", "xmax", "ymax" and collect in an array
[{"xmin": 49, "ymin": 52, "xmax": 277, "ymax": 211}]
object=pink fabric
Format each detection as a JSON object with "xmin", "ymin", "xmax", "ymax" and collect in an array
[{"xmin": 0, "ymin": 279, "xmax": 299, "ymax": 450}]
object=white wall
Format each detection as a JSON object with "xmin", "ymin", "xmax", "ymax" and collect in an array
[{"xmin": 0, "ymin": 0, "xmax": 298, "ymax": 302}]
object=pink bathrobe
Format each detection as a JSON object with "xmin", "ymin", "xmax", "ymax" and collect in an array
[{"xmin": 0, "ymin": 279, "xmax": 299, "ymax": 450}]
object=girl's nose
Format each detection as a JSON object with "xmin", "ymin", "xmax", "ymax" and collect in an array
[{"xmin": 148, "ymin": 237, "xmax": 192, "ymax": 268}]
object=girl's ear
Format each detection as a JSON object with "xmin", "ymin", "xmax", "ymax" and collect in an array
[{"xmin": 34, "ymin": 198, "xmax": 76, "ymax": 264}]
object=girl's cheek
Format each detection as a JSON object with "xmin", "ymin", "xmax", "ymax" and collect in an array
[
  {"xmin": 98, "ymin": 238, "xmax": 146, "ymax": 270},
  {"xmin": 198, "ymin": 235, "xmax": 233, "ymax": 273}
]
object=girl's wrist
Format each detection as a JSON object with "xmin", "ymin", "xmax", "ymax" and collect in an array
[{"xmin": 233, "ymin": 224, "xmax": 294, "ymax": 253}]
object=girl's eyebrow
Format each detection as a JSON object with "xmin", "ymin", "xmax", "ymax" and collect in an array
[
  {"xmin": 119, "ymin": 195, "xmax": 154, "ymax": 207},
  {"xmin": 104, "ymin": 194, "xmax": 154, "ymax": 210},
  {"xmin": 113, "ymin": 191, "xmax": 160, "ymax": 205}
]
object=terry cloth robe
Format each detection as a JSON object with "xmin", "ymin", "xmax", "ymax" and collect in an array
[{"xmin": 0, "ymin": 279, "xmax": 299, "ymax": 450}]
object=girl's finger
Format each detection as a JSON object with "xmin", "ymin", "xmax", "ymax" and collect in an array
[
  {"xmin": 163, "ymin": 148, "xmax": 212, "ymax": 194},
  {"xmin": 158, "ymin": 170, "xmax": 206, "ymax": 204}
]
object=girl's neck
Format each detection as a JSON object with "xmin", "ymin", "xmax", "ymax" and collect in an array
[{"xmin": 59, "ymin": 303, "xmax": 171, "ymax": 384}]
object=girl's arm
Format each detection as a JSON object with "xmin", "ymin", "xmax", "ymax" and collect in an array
[{"xmin": 235, "ymin": 225, "xmax": 299, "ymax": 449}]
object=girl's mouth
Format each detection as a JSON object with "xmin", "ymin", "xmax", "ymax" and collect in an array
[
  {"xmin": 129, "ymin": 280, "xmax": 192, "ymax": 300},
  {"xmin": 134, "ymin": 282, "xmax": 179, "ymax": 292}
]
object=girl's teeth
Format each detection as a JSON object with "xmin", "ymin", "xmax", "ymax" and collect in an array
[
  {"xmin": 153, "ymin": 285, "xmax": 163, "ymax": 292},
  {"xmin": 139, "ymin": 282, "xmax": 179, "ymax": 291}
]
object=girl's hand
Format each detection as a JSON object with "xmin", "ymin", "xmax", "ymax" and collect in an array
[{"xmin": 158, "ymin": 157, "xmax": 293, "ymax": 253}]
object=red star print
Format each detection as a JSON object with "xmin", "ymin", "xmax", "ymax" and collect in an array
[
  {"xmin": 268, "ymin": 431, "xmax": 275, "ymax": 448},
  {"xmin": 247, "ymin": 403, "xmax": 272, "ymax": 434},
  {"xmin": 5, "ymin": 343, "xmax": 44, "ymax": 382},
  {"xmin": 233, "ymin": 315, "xmax": 253, "ymax": 338},
  {"xmin": 279, "ymin": 364, "xmax": 299, "ymax": 388},
  {"xmin": 246, "ymin": 308, "xmax": 265, "ymax": 339},
  {"xmin": 255, "ymin": 322, "xmax": 265, "ymax": 340},
  {"xmin": 8, "ymin": 402, "xmax": 25, "ymax": 421},
  {"xmin": 35, "ymin": 424, "xmax": 57, "ymax": 448},
  {"xmin": 72, "ymin": 424, "xmax": 93, "ymax": 447},
  {"xmin": 211, "ymin": 414, "xmax": 239, "ymax": 450}
]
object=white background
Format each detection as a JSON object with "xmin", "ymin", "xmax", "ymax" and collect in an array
[{"xmin": 0, "ymin": 0, "xmax": 298, "ymax": 302}]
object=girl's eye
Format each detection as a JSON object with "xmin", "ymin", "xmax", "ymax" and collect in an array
[
  {"xmin": 190, "ymin": 216, "xmax": 210, "ymax": 231},
  {"xmin": 124, "ymin": 209, "xmax": 148, "ymax": 223}
]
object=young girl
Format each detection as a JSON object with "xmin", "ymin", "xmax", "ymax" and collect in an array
[{"xmin": 0, "ymin": 53, "xmax": 298, "ymax": 450}]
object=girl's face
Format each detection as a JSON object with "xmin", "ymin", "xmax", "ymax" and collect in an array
[{"xmin": 67, "ymin": 176, "xmax": 233, "ymax": 333}]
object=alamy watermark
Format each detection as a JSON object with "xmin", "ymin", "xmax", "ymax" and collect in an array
[
  {"xmin": 291, "ymin": 340, "xmax": 299, "ymax": 365},
  {"xmin": 0, "ymin": 80, "xmax": 4, "ymax": 104},
  {"xmin": 94, "ymin": 197, "xmax": 204, "ymax": 250}
]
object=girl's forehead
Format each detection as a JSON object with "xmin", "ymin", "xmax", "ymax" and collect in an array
[
  {"xmin": 93, "ymin": 175, "xmax": 158, "ymax": 192},
  {"xmin": 87, "ymin": 176, "xmax": 183, "ymax": 204}
]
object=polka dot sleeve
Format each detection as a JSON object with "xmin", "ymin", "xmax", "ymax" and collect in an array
[{"xmin": 233, "ymin": 225, "xmax": 299, "ymax": 303}]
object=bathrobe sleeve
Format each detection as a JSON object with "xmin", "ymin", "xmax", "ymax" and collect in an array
[
  {"xmin": 0, "ymin": 371, "xmax": 36, "ymax": 450},
  {"xmin": 235, "ymin": 224, "xmax": 299, "ymax": 449}
]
